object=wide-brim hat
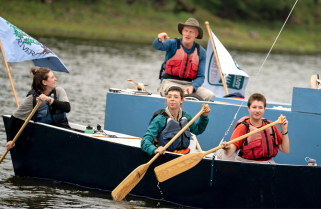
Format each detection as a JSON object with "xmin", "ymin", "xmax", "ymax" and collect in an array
[{"xmin": 178, "ymin": 18, "xmax": 203, "ymax": 39}]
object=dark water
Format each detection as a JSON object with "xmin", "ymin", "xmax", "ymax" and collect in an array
[{"xmin": 0, "ymin": 37, "xmax": 320, "ymax": 208}]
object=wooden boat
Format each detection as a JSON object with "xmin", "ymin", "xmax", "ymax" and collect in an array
[{"xmin": 3, "ymin": 86, "xmax": 321, "ymax": 208}]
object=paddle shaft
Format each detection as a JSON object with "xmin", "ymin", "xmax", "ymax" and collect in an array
[
  {"xmin": 127, "ymin": 79, "xmax": 140, "ymax": 89},
  {"xmin": 205, "ymin": 21, "xmax": 228, "ymax": 95},
  {"xmin": 191, "ymin": 133, "xmax": 203, "ymax": 152},
  {"xmin": 111, "ymin": 107, "xmax": 204, "ymax": 201},
  {"xmin": 148, "ymin": 108, "xmax": 205, "ymax": 165},
  {"xmin": 0, "ymin": 100, "xmax": 42, "ymax": 164},
  {"xmin": 0, "ymin": 40, "xmax": 19, "ymax": 107},
  {"xmin": 204, "ymin": 115, "xmax": 283, "ymax": 156},
  {"xmin": 127, "ymin": 79, "xmax": 148, "ymax": 92},
  {"xmin": 154, "ymin": 115, "xmax": 284, "ymax": 182}
]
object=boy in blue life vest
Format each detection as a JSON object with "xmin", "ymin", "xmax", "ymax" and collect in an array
[
  {"xmin": 141, "ymin": 86, "xmax": 211, "ymax": 155},
  {"xmin": 221, "ymin": 93, "xmax": 290, "ymax": 164},
  {"xmin": 153, "ymin": 18, "xmax": 215, "ymax": 101}
]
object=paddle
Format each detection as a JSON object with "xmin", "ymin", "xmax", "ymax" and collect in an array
[
  {"xmin": 111, "ymin": 107, "xmax": 205, "ymax": 201},
  {"xmin": 154, "ymin": 115, "xmax": 284, "ymax": 182},
  {"xmin": 191, "ymin": 133, "xmax": 203, "ymax": 152},
  {"xmin": 0, "ymin": 100, "xmax": 43, "ymax": 164},
  {"xmin": 127, "ymin": 79, "xmax": 148, "ymax": 92},
  {"xmin": 310, "ymin": 74, "xmax": 320, "ymax": 89}
]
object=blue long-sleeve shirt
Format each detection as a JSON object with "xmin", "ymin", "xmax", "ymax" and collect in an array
[{"xmin": 152, "ymin": 38, "xmax": 207, "ymax": 91}]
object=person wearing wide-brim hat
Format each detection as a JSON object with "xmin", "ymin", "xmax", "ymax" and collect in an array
[{"xmin": 153, "ymin": 18, "xmax": 215, "ymax": 101}]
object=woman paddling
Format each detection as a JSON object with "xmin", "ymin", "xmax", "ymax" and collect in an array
[
  {"xmin": 6, "ymin": 67, "xmax": 71, "ymax": 151},
  {"xmin": 221, "ymin": 93, "xmax": 289, "ymax": 164}
]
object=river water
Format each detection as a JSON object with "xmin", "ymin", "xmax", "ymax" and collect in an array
[{"xmin": 0, "ymin": 37, "xmax": 320, "ymax": 208}]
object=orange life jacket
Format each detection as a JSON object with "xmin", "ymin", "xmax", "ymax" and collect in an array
[
  {"xmin": 163, "ymin": 38, "xmax": 199, "ymax": 81},
  {"xmin": 234, "ymin": 116, "xmax": 279, "ymax": 160}
]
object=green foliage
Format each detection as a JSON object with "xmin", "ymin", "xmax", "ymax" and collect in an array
[
  {"xmin": 195, "ymin": 0, "xmax": 321, "ymax": 25},
  {"xmin": 195, "ymin": 0, "xmax": 294, "ymax": 22},
  {"xmin": 0, "ymin": 0, "xmax": 320, "ymax": 53}
]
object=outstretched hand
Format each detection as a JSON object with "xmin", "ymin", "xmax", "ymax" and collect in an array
[{"xmin": 158, "ymin": 32, "xmax": 170, "ymax": 43}]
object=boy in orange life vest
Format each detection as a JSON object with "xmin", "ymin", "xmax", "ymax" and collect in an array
[
  {"xmin": 153, "ymin": 18, "xmax": 215, "ymax": 101},
  {"xmin": 221, "ymin": 93, "xmax": 289, "ymax": 164}
]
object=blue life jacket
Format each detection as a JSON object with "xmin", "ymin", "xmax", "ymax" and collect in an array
[
  {"xmin": 27, "ymin": 89, "xmax": 66, "ymax": 124},
  {"xmin": 149, "ymin": 109, "xmax": 191, "ymax": 152}
]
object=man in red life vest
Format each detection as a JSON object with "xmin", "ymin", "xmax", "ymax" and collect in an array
[
  {"xmin": 221, "ymin": 93, "xmax": 290, "ymax": 164},
  {"xmin": 153, "ymin": 18, "xmax": 215, "ymax": 101}
]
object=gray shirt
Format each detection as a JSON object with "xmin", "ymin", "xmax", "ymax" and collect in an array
[{"xmin": 13, "ymin": 87, "xmax": 69, "ymax": 120}]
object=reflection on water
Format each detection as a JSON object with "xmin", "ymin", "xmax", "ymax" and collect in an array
[
  {"xmin": 0, "ymin": 37, "xmax": 320, "ymax": 208},
  {"xmin": 0, "ymin": 176, "xmax": 173, "ymax": 208}
]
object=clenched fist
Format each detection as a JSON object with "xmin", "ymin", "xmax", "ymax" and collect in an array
[{"xmin": 158, "ymin": 32, "xmax": 170, "ymax": 43}]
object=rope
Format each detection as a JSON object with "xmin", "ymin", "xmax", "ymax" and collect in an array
[{"xmin": 216, "ymin": 0, "xmax": 298, "ymax": 151}]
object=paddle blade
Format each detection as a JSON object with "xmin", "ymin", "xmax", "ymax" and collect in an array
[
  {"xmin": 154, "ymin": 153, "xmax": 204, "ymax": 182},
  {"xmin": 112, "ymin": 163, "xmax": 149, "ymax": 201}
]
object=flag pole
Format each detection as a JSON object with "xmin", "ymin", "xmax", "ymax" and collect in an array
[
  {"xmin": 205, "ymin": 21, "xmax": 228, "ymax": 95},
  {"xmin": 0, "ymin": 40, "xmax": 19, "ymax": 107}
]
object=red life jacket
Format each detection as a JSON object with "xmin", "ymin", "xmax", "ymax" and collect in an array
[
  {"xmin": 163, "ymin": 38, "xmax": 200, "ymax": 81},
  {"xmin": 234, "ymin": 116, "xmax": 279, "ymax": 160}
]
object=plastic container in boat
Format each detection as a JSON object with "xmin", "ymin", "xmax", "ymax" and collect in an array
[
  {"xmin": 85, "ymin": 125, "xmax": 94, "ymax": 134},
  {"xmin": 305, "ymin": 157, "xmax": 317, "ymax": 166}
]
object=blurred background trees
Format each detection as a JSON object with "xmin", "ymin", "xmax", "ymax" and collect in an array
[{"xmin": 1, "ymin": 0, "xmax": 320, "ymax": 52}]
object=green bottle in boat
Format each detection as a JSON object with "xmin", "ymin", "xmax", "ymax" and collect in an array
[{"xmin": 85, "ymin": 125, "xmax": 94, "ymax": 134}]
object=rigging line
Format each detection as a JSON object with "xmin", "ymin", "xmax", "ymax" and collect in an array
[{"xmin": 218, "ymin": 0, "xmax": 298, "ymax": 145}]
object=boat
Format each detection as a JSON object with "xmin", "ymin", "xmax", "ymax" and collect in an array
[
  {"xmin": 105, "ymin": 86, "xmax": 321, "ymax": 166},
  {"xmin": 3, "ymin": 86, "xmax": 321, "ymax": 208}
]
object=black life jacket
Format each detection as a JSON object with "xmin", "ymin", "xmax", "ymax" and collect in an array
[
  {"xmin": 149, "ymin": 108, "xmax": 191, "ymax": 151},
  {"xmin": 26, "ymin": 88, "xmax": 59, "ymax": 123}
]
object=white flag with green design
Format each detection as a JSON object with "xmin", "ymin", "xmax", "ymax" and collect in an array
[{"xmin": 202, "ymin": 30, "xmax": 249, "ymax": 98}]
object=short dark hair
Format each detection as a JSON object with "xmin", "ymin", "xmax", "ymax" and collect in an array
[
  {"xmin": 247, "ymin": 93, "xmax": 266, "ymax": 108},
  {"xmin": 30, "ymin": 67, "xmax": 51, "ymax": 93},
  {"xmin": 166, "ymin": 86, "xmax": 184, "ymax": 98}
]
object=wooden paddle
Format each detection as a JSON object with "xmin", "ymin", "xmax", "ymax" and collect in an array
[
  {"xmin": 0, "ymin": 100, "xmax": 43, "ymax": 164},
  {"xmin": 191, "ymin": 133, "xmax": 203, "ymax": 152},
  {"xmin": 154, "ymin": 115, "xmax": 284, "ymax": 182},
  {"xmin": 310, "ymin": 74, "xmax": 319, "ymax": 89},
  {"xmin": 111, "ymin": 107, "xmax": 205, "ymax": 201},
  {"xmin": 127, "ymin": 79, "xmax": 148, "ymax": 92}
]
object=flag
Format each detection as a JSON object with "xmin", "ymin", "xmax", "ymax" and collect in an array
[
  {"xmin": 202, "ymin": 29, "xmax": 248, "ymax": 98},
  {"xmin": 0, "ymin": 17, "xmax": 69, "ymax": 73}
]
